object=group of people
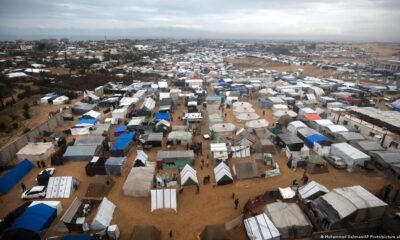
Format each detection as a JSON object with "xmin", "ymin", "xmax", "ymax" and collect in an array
[
  {"xmin": 36, "ymin": 160, "xmax": 46, "ymax": 169},
  {"xmin": 188, "ymin": 142, "xmax": 203, "ymax": 157},
  {"xmin": 292, "ymin": 171, "xmax": 309, "ymax": 189}
]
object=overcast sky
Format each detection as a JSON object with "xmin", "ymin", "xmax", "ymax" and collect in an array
[{"xmin": 0, "ymin": 0, "xmax": 399, "ymax": 41}]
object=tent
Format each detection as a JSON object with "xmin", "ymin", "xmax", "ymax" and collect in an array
[
  {"xmin": 72, "ymin": 102, "xmax": 97, "ymax": 115},
  {"xmin": 150, "ymin": 189, "xmax": 177, "ymax": 212},
  {"xmin": 244, "ymin": 213, "xmax": 280, "ymax": 240},
  {"xmin": 123, "ymin": 166, "xmax": 155, "ymax": 197},
  {"xmin": 16, "ymin": 142, "xmax": 54, "ymax": 162},
  {"xmin": 167, "ymin": 131, "xmax": 193, "ymax": 146},
  {"xmin": 134, "ymin": 150, "xmax": 149, "ymax": 167},
  {"xmin": 91, "ymin": 123, "xmax": 111, "ymax": 136},
  {"xmin": 157, "ymin": 150, "xmax": 195, "ymax": 169},
  {"xmin": 287, "ymin": 121, "xmax": 307, "ymax": 134},
  {"xmin": 214, "ymin": 162, "xmax": 233, "ymax": 185},
  {"xmin": 111, "ymin": 131, "xmax": 137, "ymax": 156},
  {"xmin": 303, "ymin": 114, "xmax": 321, "ymax": 121},
  {"xmin": 105, "ymin": 157, "xmax": 126, "ymax": 176},
  {"xmin": 130, "ymin": 225, "xmax": 161, "ymax": 240},
  {"xmin": 276, "ymin": 133, "xmax": 304, "ymax": 151},
  {"xmin": 304, "ymin": 134, "xmax": 329, "ymax": 148},
  {"xmin": 180, "ymin": 164, "xmax": 198, "ymax": 186},
  {"xmin": 11, "ymin": 203, "xmax": 57, "ymax": 233},
  {"xmin": 85, "ymin": 175, "xmax": 115, "ymax": 198},
  {"xmin": 264, "ymin": 202, "xmax": 313, "ymax": 239},
  {"xmin": 245, "ymin": 119, "xmax": 269, "ymax": 130},
  {"xmin": 352, "ymin": 140, "xmax": 384, "ymax": 153},
  {"xmin": 200, "ymin": 225, "xmax": 230, "ymax": 240},
  {"xmin": 29, "ymin": 201, "xmax": 62, "ymax": 216},
  {"xmin": 63, "ymin": 145, "xmax": 101, "ymax": 161},
  {"xmin": 90, "ymin": 197, "xmax": 116, "ymax": 230},
  {"xmin": 114, "ymin": 125, "xmax": 127, "ymax": 136},
  {"xmin": 74, "ymin": 136, "xmax": 105, "ymax": 146},
  {"xmin": 330, "ymin": 143, "xmax": 370, "ymax": 169},
  {"xmin": 306, "ymin": 155, "xmax": 328, "ymax": 174},
  {"xmin": 139, "ymin": 132, "xmax": 163, "ymax": 148},
  {"xmin": 85, "ymin": 156, "xmax": 107, "ymax": 176},
  {"xmin": 210, "ymin": 123, "xmax": 236, "ymax": 134},
  {"xmin": 369, "ymin": 151, "xmax": 400, "ymax": 169},
  {"xmin": 155, "ymin": 112, "xmax": 171, "ymax": 122},
  {"xmin": 236, "ymin": 112, "xmax": 260, "ymax": 122},
  {"xmin": 334, "ymin": 132, "xmax": 365, "ymax": 143},
  {"xmin": 112, "ymin": 107, "xmax": 128, "ymax": 120},
  {"xmin": 0, "ymin": 159, "xmax": 34, "ymax": 194},
  {"xmin": 231, "ymin": 145, "xmax": 251, "ymax": 158},
  {"xmin": 210, "ymin": 143, "xmax": 229, "ymax": 161},
  {"xmin": 233, "ymin": 101, "xmax": 252, "ymax": 108},
  {"xmin": 298, "ymin": 181, "xmax": 329, "ymax": 202},
  {"xmin": 82, "ymin": 110, "xmax": 101, "ymax": 120},
  {"xmin": 46, "ymin": 176, "xmax": 79, "ymax": 199},
  {"xmin": 233, "ymin": 106, "xmax": 255, "ymax": 116},
  {"xmin": 233, "ymin": 160, "xmax": 259, "ymax": 179}
]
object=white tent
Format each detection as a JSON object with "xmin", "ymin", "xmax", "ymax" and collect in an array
[
  {"xmin": 245, "ymin": 119, "xmax": 269, "ymax": 130},
  {"xmin": 231, "ymin": 146, "xmax": 251, "ymax": 158},
  {"xmin": 83, "ymin": 110, "xmax": 101, "ymax": 120},
  {"xmin": 53, "ymin": 96, "xmax": 69, "ymax": 105},
  {"xmin": 232, "ymin": 101, "xmax": 252, "ymax": 108},
  {"xmin": 287, "ymin": 121, "xmax": 307, "ymax": 134},
  {"xmin": 134, "ymin": 150, "xmax": 148, "ymax": 166},
  {"xmin": 46, "ymin": 176, "xmax": 79, "ymax": 199},
  {"xmin": 233, "ymin": 106, "xmax": 255, "ymax": 116},
  {"xmin": 210, "ymin": 123, "xmax": 236, "ymax": 133},
  {"xmin": 298, "ymin": 181, "xmax": 329, "ymax": 202},
  {"xmin": 214, "ymin": 162, "xmax": 233, "ymax": 185},
  {"xmin": 123, "ymin": 166, "xmax": 155, "ymax": 197},
  {"xmin": 236, "ymin": 112, "xmax": 260, "ymax": 122},
  {"xmin": 278, "ymin": 187, "xmax": 296, "ymax": 199},
  {"xmin": 180, "ymin": 164, "xmax": 198, "ymax": 186},
  {"xmin": 91, "ymin": 197, "xmax": 116, "ymax": 230},
  {"xmin": 272, "ymin": 104, "xmax": 289, "ymax": 111},
  {"xmin": 150, "ymin": 189, "xmax": 177, "ymax": 212},
  {"xmin": 112, "ymin": 107, "xmax": 128, "ymax": 120},
  {"xmin": 273, "ymin": 110, "xmax": 297, "ymax": 120},
  {"xmin": 330, "ymin": 143, "xmax": 370, "ymax": 169},
  {"xmin": 210, "ymin": 143, "xmax": 229, "ymax": 160},
  {"xmin": 17, "ymin": 142, "xmax": 54, "ymax": 161},
  {"xmin": 244, "ymin": 213, "xmax": 280, "ymax": 240}
]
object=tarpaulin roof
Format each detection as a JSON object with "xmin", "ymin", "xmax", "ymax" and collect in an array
[
  {"xmin": 305, "ymin": 134, "xmax": 329, "ymax": 148},
  {"xmin": 0, "ymin": 159, "xmax": 34, "ymax": 194},
  {"xmin": 12, "ymin": 203, "xmax": 57, "ymax": 233},
  {"xmin": 298, "ymin": 181, "xmax": 329, "ymax": 201},
  {"xmin": 304, "ymin": 114, "xmax": 321, "ymax": 121},
  {"xmin": 155, "ymin": 112, "xmax": 170, "ymax": 122},
  {"xmin": 244, "ymin": 213, "xmax": 280, "ymax": 240},
  {"xmin": 151, "ymin": 189, "xmax": 177, "ymax": 212},
  {"xmin": 114, "ymin": 125, "xmax": 127, "ymax": 133},
  {"xmin": 76, "ymin": 118, "xmax": 98, "ymax": 126},
  {"xmin": 111, "ymin": 132, "xmax": 137, "ymax": 151}
]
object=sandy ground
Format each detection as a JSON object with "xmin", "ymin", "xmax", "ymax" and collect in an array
[
  {"xmin": 227, "ymin": 57, "xmax": 335, "ymax": 78},
  {"xmin": 0, "ymin": 89, "xmax": 398, "ymax": 240}
]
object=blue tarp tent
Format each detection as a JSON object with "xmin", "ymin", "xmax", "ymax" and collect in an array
[
  {"xmin": 111, "ymin": 131, "xmax": 137, "ymax": 156},
  {"xmin": 61, "ymin": 234, "xmax": 95, "ymax": 240},
  {"xmin": 305, "ymin": 134, "xmax": 329, "ymax": 148},
  {"xmin": 218, "ymin": 81, "xmax": 230, "ymax": 87},
  {"xmin": 393, "ymin": 105, "xmax": 400, "ymax": 111},
  {"xmin": 232, "ymin": 86, "xmax": 247, "ymax": 94},
  {"xmin": 0, "ymin": 159, "xmax": 34, "ymax": 194},
  {"xmin": 12, "ymin": 203, "xmax": 57, "ymax": 233},
  {"xmin": 155, "ymin": 112, "xmax": 170, "ymax": 122},
  {"xmin": 76, "ymin": 118, "xmax": 98, "ymax": 125},
  {"xmin": 114, "ymin": 125, "xmax": 127, "ymax": 134}
]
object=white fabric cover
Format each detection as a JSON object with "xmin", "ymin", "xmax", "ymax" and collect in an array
[
  {"xmin": 46, "ymin": 176, "xmax": 77, "ymax": 199},
  {"xmin": 244, "ymin": 213, "xmax": 280, "ymax": 240},
  {"xmin": 91, "ymin": 197, "xmax": 116, "ymax": 230},
  {"xmin": 180, "ymin": 164, "xmax": 198, "ymax": 185},
  {"xmin": 151, "ymin": 189, "xmax": 177, "ymax": 212},
  {"xmin": 17, "ymin": 142, "xmax": 54, "ymax": 161},
  {"xmin": 123, "ymin": 166, "xmax": 155, "ymax": 197}
]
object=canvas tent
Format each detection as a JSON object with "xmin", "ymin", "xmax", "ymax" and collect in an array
[
  {"xmin": 298, "ymin": 181, "xmax": 329, "ymax": 202},
  {"xmin": 134, "ymin": 150, "xmax": 148, "ymax": 167},
  {"xmin": 167, "ymin": 131, "xmax": 193, "ymax": 146},
  {"xmin": 46, "ymin": 176, "xmax": 79, "ymax": 199},
  {"xmin": 287, "ymin": 121, "xmax": 307, "ymax": 134},
  {"xmin": 236, "ymin": 112, "xmax": 260, "ymax": 122},
  {"xmin": 17, "ymin": 142, "xmax": 54, "ymax": 162},
  {"xmin": 200, "ymin": 225, "xmax": 230, "ymax": 240},
  {"xmin": 276, "ymin": 133, "xmax": 304, "ymax": 151},
  {"xmin": 210, "ymin": 123, "xmax": 236, "ymax": 134},
  {"xmin": 180, "ymin": 164, "xmax": 198, "ymax": 186},
  {"xmin": 123, "ymin": 166, "xmax": 155, "ymax": 197},
  {"xmin": 63, "ymin": 145, "xmax": 101, "ymax": 161},
  {"xmin": 90, "ymin": 197, "xmax": 116, "ymax": 230},
  {"xmin": 352, "ymin": 140, "xmax": 384, "ymax": 153},
  {"xmin": 150, "ymin": 189, "xmax": 177, "ymax": 212},
  {"xmin": 245, "ymin": 119, "xmax": 269, "ymax": 130},
  {"xmin": 233, "ymin": 160, "xmax": 259, "ymax": 179},
  {"xmin": 29, "ymin": 201, "xmax": 62, "ymax": 216},
  {"xmin": 105, "ymin": 157, "xmax": 126, "ymax": 176},
  {"xmin": 85, "ymin": 175, "xmax": 115, "ymax": 198},
  {"xmin": 244, "ymin": 213, "xmax": 280, "ymax": 240},
  {"xmin": 130, "ymin": 225, "xmax": 161, "ymax": 240},
  {"xmin": 214, "ymin": 162, "xmax": 233, "ymax": 185},
  {"xmin": 85, "ymin": 156, "xmax": 107, "ymax": 176},
  {"xmin": 157, "ymin": 150, "xmax": 195, "ymax": 169},
  {"xmin": 111, "ymin": 131, "xmax": 136, "ymax": 156},
  {"xmin": 11, "ymin": 203, "xmax": 57, "ymax": 234},
  {"xmin": 369, "ymin": 151, "xmax": 400, "ymax": 169},
  {"xmin": 74, "ymin": 136, "xmax": 104, "ymax": 146},
  {"xmin": 264, "ymin": 202, "xmax": 313, "ymax": 239},
  {"xmin": 330, "ymin": 143, "xmax": 370, "ymax": 169},
  {"xmin": 0, "ymin": 159, "xmax": 34, "ymax": 194}
]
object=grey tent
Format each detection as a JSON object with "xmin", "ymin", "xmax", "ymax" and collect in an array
[
  {"xmin": 105, "ymin": 157, "xmax": 126, "ymax": 176},
  {"xmin": 130, "ymin": 225, "xmax": 161, "ymax": 240},
  {"xmin": 264, "ymin": 202, "xmax": 313, "ymax": 239},
  {"xmin": 233, "ymin": 161, "xmax": 259, "ymax": 179},
  {"xmin": 85, "ymin": 175, "xmax": 115, "ymax": 198},
  {"xmin": 334, "ymin": 132, "xmax": 365, "ymax": 143},
  {"xmin": 63, "ymin": 145, "xmax": 101, "ymax": 161},
  {"xmin": 123, "ymin": 166, "xmax": 155, "ymax": 197},
  {"xmin": 74, "ymin": 136, "xmax": 105, "ymax": 146},
  {"xmin": 91, "ymin": 123, "xmax": 111, "ymax": 136},
  {"xmin": 370, "ymin": 151, "xmax": 400, "ymax": 169},
  {"xmin": 72, "ymin": 102, "xmax": 97, "ymax": 115},
  {"xmin": 200, "ymin": 224, "xmax": 230, "ymax": 240},
  {"xmin": 352, "ymin": 141, "xmax": 385, "ymax": 153}
]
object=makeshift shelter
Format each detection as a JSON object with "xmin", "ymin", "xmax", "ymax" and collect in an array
[
  {"xmin": 74, "ymin": 136, "xmax": 105, "ymax": 146},
  {"xmin": 105, "ymin": 157, "xmax": 126, "ymax": 176},
  {"xmin": 46, "ymin": 176, "xmax": 79, "ymax": 199},
  {"xmin": 85, "ymin": 175, "xmax": 115, "ymax": 198},
  {"xmin": 304, "ymin": 134, "xmax": 329, "ymax": 148},
  {"xmin": 244, "ymin": 213, "xmax": 280, "ymax": 240},
  {"xmin": 334, "ymin": 132, "xmax": 365, "ymax": 143},
  {"xmin": 233, "ymin": 160, "xmax": 259, "ymax": 179},
  {"xmin": 369, "ymin": 151, "xmax": 400, "ymax": 169},
  {"xmin": 63, "ymin": 145, "xmax": 101, "ymax": 161},
  {"xmin": 231, "ymin": 145, "xmax": 251, "ymax": 158},
  {"xmin": 264, "ymin": 202, "xmax": 313, "ymax": 239},
  {"xmin": 352, "ymin": 140, "xmax": 384, "ymax": 153},
  {"xmin": 90, "ymin": 197, "xmax": 116, "ymax": 230},
  {"xmin": 17, "ymin": 142, "xmax": 54, "ymax": 162},
  {"xmin": 298, "ymin": 181, "xmax": 329, "ymax": 203},
  {"xmin": 82, "ymin": 110, "xmax": 101, "ymax": 120},
  {"xmin": 150, "ymin": 189, "xmax": 177, "ymax": 213},
  {"xmin": 85, "ymin": 157, "xmax": 107, "ymax": 176},
  {"xmin": 114, "ymin": 125, "xmax": 127, "ymax": 136},
  {"xmin": 200, "ymin": 225, "xmax": 230, "ymax": 240},
  {"xmin": 111, "ymin": 131, "xmax": 137, "ymax": 156},
  {"xmin": 330, "ymin": 143, "xmax": 370, "ymax": 169},
  {"xmin": 72, "ymin": 102, "xmax": 97, "ymax": 115},
  {"xmin": 29, "ymin": 201, "xmax": 62, "ymax": 216},
  {"xmin": 180, "ymin": 164, "xmax": 198, "ymax": 186},
  {"xmin": 210, "ymin": 123, "xmax": 236, "ymax": 135},
  {"xmin": 303, "ymin": 113, "xmax": 321, "ymax": 121},
  {"xmin": 306, "ymin": 155, "xmax": 328, "ymax": 174},
  {"xmin": 167, "ymin": 131, "xmax": 193, "ymax": 146},
  {"xmin": 11, "ymin": 203, "xmax": 57, "ymax": 234},
  {"xmin": 245, "ymin": 119, "xmax": 269, "ymax": 130},
  {"xmin": 277, "ymin": 113, "xmax": 295, "ymax": 127},
  {"xmin": 139, "ymin": 132, "xmax": 163, "ymax": 149},
  {"xmin": 210, "ymin": 143, "xmax": 229, "ymax": 162},
  {"xmin": 50, "ymin": 96, "xmax": 69, "ymax": 105},
  {"xmin": 155, "ymin": 112, "xmax": 171, "ymax": 122},
  {"xmin": 309, "ymin": 119, "xmax": 335, "ymax": 132},
  {"xmin": 130, "ymin": 225, "xmax": 161, "ymax": 240},
  {"xmin": 0, "ymin": 159, "xmax": 34, "ymax": 194},
  {"xmin": 91, "ymin": 123, "xmax": 111, "ymax": 136},
  {"xmin": 123, "ymin": 166, "xmax": 155, "ymax": 197},
  {"xmin": 134, "ymin": 150, "xmax": 149, "ymax": 167},
  {"xmin": 214, "ymin": 162, "xmax": 233, "ymax": 185},
  {"xmin": 276, "ymin": 133, "xmax": 304, "ymax": 151},
  {"xmin": 236, "ymin": 112, "xmax": 260, "ymax": 122},
  {"xmin": 112, "ymin": 107, "xmax": 128, "ymax": 120},
  {"xmin": 157, "ymin": 150, "xmax": 195, "ymax": 169},
  {"xmin": 287, "ymin": 121, "xmax": 307, "ymax": 134},
  {"xmin": 235, "ymin": 128, "xmax": 257, "ymax": 147},
  {"xmin": 258, "ymin": 138, "xmax": 276, "ymax": 154}
]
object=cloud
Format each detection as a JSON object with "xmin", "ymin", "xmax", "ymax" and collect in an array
[{"xmin": 0, "ymin": 0, "xmax": 399, "ymax": 41}]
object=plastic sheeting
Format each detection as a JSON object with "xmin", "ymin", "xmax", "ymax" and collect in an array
[
  {"xmin": 150, "ymin": 189, "xmax": 177, "ymax": 212},
  {"xmin": 123, "ymin": 166, "xmax": 155, "ymax": 197},
  {"xmin": 244, "ymin": 213, "xmax": 280, "ymax": 240},
  {"xmin": 91, "ymin": 197, "xmax": 116, "ymax": 230},
  {"xmin": 0, "ymin": 159, "xmax": 34, "ymax": 194},
  {"xmin": 17, "ymin": 142, "xmax": 54, "ymax": 162}
]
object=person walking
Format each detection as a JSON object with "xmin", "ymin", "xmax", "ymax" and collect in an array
[
  {"xmin": 232, "ymin": 192, "xmax": 235, "ymax": 200},
  {"xmin": 36, "ymin": 161, "xmax": 41, "ymax": 168},
  {"xmin": 21, "ymin": 182, "xmax": 26, "ymax": 192},
  {"xmin": 302, "ymin": 175, "xmax": 309, "ymax": 185},
  {"xmin": 234, "ymin": 198, "xmax": 239, "ymax": 209},
  {"xmin": 41, "ymin": 160, "xmax": 46, "ymax": 168},
  {"xmin": 196, "ymin": 184, "xmax": 200, "ymax": 194},
  {"xmin": 169, "ymin": 230, "xmax": 173, "ymax": 238}
]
